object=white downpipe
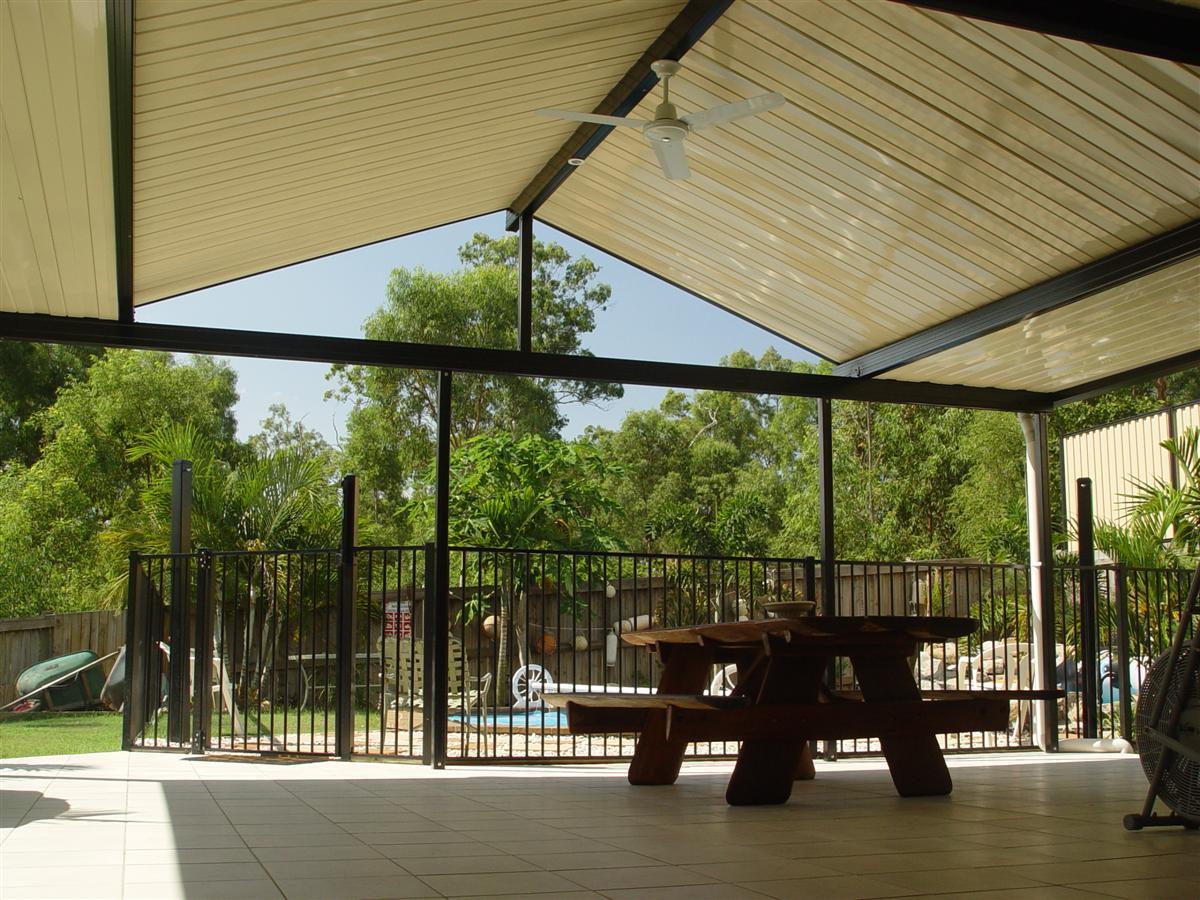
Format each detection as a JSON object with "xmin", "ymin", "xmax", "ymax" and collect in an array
[{"xmin": 1019, "ymin": 412, "xmax": 1052, "ymax": 751}]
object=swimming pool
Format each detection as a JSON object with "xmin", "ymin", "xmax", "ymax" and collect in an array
[{"xmin": 451, "ymin": 708, "xmax": 568, "ymax": 730}]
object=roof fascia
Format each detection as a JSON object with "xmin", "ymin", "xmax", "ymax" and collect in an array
[
  {"xmin": 1051, "ymin": 349, "xmax": 1200, "ymax": 408},
  {"xmin": 106, "ymin": 0, "xmax": 134, "ymax": 323},
  {"xmin": 895, "ymin": 0, "xmax": 1200, "ymax": 65},
  {"xmin": 0, "ymin": 313, "xmax": 1052, "ymax": 412},
  {"xmin": 833, "ymin": 219, "xmax": 1200, "ymax": 378},
  {"xmin": 504, "ymin": 0, "xmax": 733, "ymax": 230}
]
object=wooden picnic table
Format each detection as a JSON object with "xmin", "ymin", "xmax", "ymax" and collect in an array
[{"xmin": 545, "ymin": 616, "xmax": 1020, "ymax": 806}]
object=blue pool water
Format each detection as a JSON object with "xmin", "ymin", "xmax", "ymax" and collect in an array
[{"xmin": 451, "ymin": 708, "xmax": 567, "ymax": 729}]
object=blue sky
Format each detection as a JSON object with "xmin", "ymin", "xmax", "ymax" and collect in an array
[{"xmin": 137, "ymin": 212, "xmax": 815, "ymax": 443}]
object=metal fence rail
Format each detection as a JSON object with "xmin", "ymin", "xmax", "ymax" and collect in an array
[{"xmin": 125, "ymin": 542, "xmax": 1193, "ymax": 764}]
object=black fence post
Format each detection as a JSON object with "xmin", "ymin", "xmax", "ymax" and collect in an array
[
  {"xmin": 336, "ymin": 475, "xmax": 359, "ymax": 760},
  {"xmin": 1077, "ymin": 477, "xmax": 1099, "ymax": 739},
  {"xmin": 422, "ymin": 543, "xmax": 436, "ymax": 766},
  {"xmin": 123, "ymin": 551, "xmax": 140, "ymax": 750},
  {"xmin": 803, "ymin": 556, "xmax": 817, "ymax": 614},
  {"xmin": 431, "ymin": 370, "xmax": 453, "ymax": 769},
  {"xmin": 167, "ymin": 460, "xmax": 192, "ymax": 745},
  {"xmin": 191, "ymin": 549, "xmax": 214, "ymax": 754},
  {"xmin": 1114, "ymin": 563, "xmax": 1134, "ymax": 742}
]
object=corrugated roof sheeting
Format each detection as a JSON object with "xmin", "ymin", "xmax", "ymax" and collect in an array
[
  {"xmin": 887, "ymin": 257, "xmax": 1199, "ymax": 390},
  {"xmin": 131, "ymin": 0, "xmax": 684, "ymax": 304},
  {"xmin": 539, "ymin": 0, "xmax": 1200, "ymax": 364},
  {"xmin": 1, "ymin": 0, "xmax": 117, "ymax": 318}
]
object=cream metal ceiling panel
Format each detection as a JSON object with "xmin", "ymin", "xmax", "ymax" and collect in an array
[
  {"xmin": 887, "ymin": 257, "xmax": 1200, "ymax": 391},
  {"xmin": 1, "ymin": 0, "xmax": 116, "ymax": 318},
  {"xmin": 132, "ymin": 0, "xmax": 683, "ymax": 304},
  {"xmin": 539, "ymin": 0, "xmax": 1200, "ymax": 362}
]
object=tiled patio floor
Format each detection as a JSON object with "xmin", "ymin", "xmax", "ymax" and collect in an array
[{"xmin": 1, "ymin": 751, "xmax": 1195, "ymax": 899}]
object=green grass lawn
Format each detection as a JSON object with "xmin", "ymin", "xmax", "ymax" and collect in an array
[{"xmin": 0, "ymin": 711, "xmax": 123, "ymax": 758}]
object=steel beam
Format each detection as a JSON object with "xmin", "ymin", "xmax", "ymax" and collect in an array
[
  {"xmin": 1051, "ymin": 349, "xmax": 1200, "ymax": 408},
  {"xmin": 896, "ymin": 0, "xmax": 1200, "ymax": 65},
  {"xmin": 517, "ymin": 213, "xmax": 533, "ymax": 353},
  {"xmin": 105, "ymin": 0, "xmax": 134, "ymax": 324},
  {"xmin": 505, "ymin": 0, "xmax": 733, "ymax": 229},
  {"xmin": 0, "ymin": 313, "xmax": 1051, "ymax": 412},
  {"xmin": 834, "ymin": 221, "xmax": 1200, "ymax": 379}
]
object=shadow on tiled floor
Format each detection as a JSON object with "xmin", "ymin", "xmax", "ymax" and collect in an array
[{"xmin": 1, "ymin": 751, "xmax": 1195, "ymax": 899}]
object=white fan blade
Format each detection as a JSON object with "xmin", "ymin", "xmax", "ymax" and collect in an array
[
  {"xmin": 652, "ymin": 138, "xmax": 690, "ymax": 180},
  {"xmin": 537, "ymin": 109, "xmax": 642, "ymax": 128},
  {"xmin": 682, "ymin": 92, "xmax": 784, "ymax": 131}
]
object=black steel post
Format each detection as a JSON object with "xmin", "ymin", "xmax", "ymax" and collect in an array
[
  {"xmin": 817, "ymin": 398, "xmax": 838, "ymax": 761},
  {"xmin": 422, "ymin": 543, "xmax": 436, "ymax": 766},
  {"xmin": 431, "ymin": 371, "xmax": 453, "ymax": 768},
  {"xmin": 167, "ymin": 460, "xmax": 192, "ymax": 744},
  {"xmin": 1114, "ymin": 563, "xmax": 1134, "ymax": 742},
  {"xmin": 517, "ymin": 212, "xmax": 533, "ymax": 354},
  {"xmin": 123, "ymin": 551, "xmax": 139, "ymax": 750},
  {"xmin": 1077, "ymin": 477, "xmax": 1099, "ymax": 739},
  {"xmin": 1032, "ymin": 413, "xmax": 1059, "ymax": 750},
  {"xmin": 803, "ymin": 556, "xmax": 817, "ymax": 613},
  {"xmin": 191, "ymin": 549, "xmax": 214, "ymax": 754},
  {"xmin": 336, "ymin": 474, "xmax": 359, "ymax": 760}
]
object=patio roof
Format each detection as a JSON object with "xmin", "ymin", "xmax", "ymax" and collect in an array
[{"xmin": 1, "ymin": 0, "xmax": 1197, "ymax": 402}]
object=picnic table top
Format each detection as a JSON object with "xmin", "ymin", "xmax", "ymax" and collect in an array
[{"xmin": 619, "ymin": 615, "xmax": 977, "ymax": 648}]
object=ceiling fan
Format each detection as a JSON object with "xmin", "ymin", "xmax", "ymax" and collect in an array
[{"xmin": 537, "ymin": 60, "xmax": 784, "ymax": 181}]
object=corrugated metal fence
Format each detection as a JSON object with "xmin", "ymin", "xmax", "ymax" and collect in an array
[
  {"xmin": 0, "ymin": 610, "xmax": 125, "ymax": 705},
  {"xmin": 1062, "ymin": 400, "xmax": 1200, "ymax": 542}
]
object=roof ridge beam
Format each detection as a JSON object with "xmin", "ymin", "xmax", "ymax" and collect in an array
[
  {"xmin": 895, "ymin": 0, "xmax": 1200, "ymax": 65},
  {"xmin": 0, "ymin": 313, "xmax": 1051, "ymax": 412},
  {"xmin": 833, "ymin": 219, "xmax": 1200, "ymax": 379},
  {"xmin": 505, "ymin": 0, "xmax": 732, "ymax": 230}
]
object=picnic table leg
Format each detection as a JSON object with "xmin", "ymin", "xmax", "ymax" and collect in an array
[
  {"xmin": 851, "ymin": 653, "xmax": 953, "ymax": 797},
  {"xmin": 628, "ymin": 644, "xmax": 712, "ymax": 785},
  {"xmin": 726, "ymin": 653, "xmax": 825, "ymax": 805}
]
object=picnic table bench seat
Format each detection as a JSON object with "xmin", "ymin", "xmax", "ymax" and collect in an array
[{"xmin": 561, "ymin": 616, "xmax": 1060, "ymax": 806}]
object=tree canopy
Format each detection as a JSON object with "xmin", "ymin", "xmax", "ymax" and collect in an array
[{"xmin": 330, "ymin": 234, "xmax": 622, "ymax": 540}]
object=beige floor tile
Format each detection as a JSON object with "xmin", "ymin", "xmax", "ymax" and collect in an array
[
  {"xmin": 516, "ymin": 849, "xmax": 663, "ymax": 870},
  {"xmin": 274, "ymin": 873, "xmax": 437, "ymax": 899},
  {"xmin": 1072, "ymin": 877, "xmax": 1200, "ymax": 900},
  {"xmin": 747, "ymin": 874, "xmax": 918, "ymax": 899},
  {"xmin": 601, "ymin": 885, "xmax": 770, "ymax": 899},
  {"xmin": 122, "ymin": 879, "xmax": 285, "ymax": 899},
  {"xmin": 558, "ymin": 864, "xmax": 718, "ymax": 891},
  {"xmin": 0, "ymin": 883, "xmax": 123, "ymax": 899},
  {"xmin": 123, "ymin": 847, "xmax": 259, "ymax": 865},
  {"xmin": 875, "ymin": 866, "xmax": 1047, "ymax": 894},
  {"xmin": 260, "ymin": 856, "xmax": 410, "ymax": 879},
  {"xmin": 691, "ymin": 858, "xmax": 846, "ymax": 882},
  {"xmin": 252, "ymin": 842, "xmax": 385, "ymax": 862},
  {"xmin": 3, "ymin": 864, "xmax": 120, "ymax": 887},
  {"xmin": 401, "ymin": 853, "xmax": 542, "ymax": 875},
  {"xmin": 419, "ymin": 869, "xmax": 587, "ymax": 896},
  {"xmin": 949, "ymin": 889, "xmax": 1111, "ymax": 899},
  {"xmin": 123, "ymin": 861, "xmax": 270, "ymax": 883},
  {"xmin": 377, "ymin": 840, "xmax": 505, "ymax": 860}
]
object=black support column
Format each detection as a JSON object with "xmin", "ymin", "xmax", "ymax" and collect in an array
[
  {"xmin": 167, "ymin": 460, "xmax": 192, "ymax": 744},
  {"xmin": 1077, "ymin": 477, "xmax": 1099, "ymax": 739},
  {"xmin": 817, "ymin": 399, "xmax": 838, "ymax": 761},
  {"xmin": 517, "ymin": 213, "xmax": 534, "ymax": 354},
  {"xmin": 1031, "ymin": 412, "xmax": 1059, "ymax": 750},
  {"xmin": 336, "ymin": 474, "xmax": 359, "ymax": 760}
]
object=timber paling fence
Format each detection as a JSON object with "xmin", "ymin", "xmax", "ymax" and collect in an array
[{"xmin": 123, "ymin": 542, "xmax": 1193, "ymax": 764}]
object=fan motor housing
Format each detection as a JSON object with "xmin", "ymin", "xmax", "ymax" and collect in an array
[{"xmin": 643, "ymin": 120, "xmax": 688, "ymax": 144}]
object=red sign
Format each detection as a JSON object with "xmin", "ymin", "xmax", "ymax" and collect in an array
[{"xmin": 384, "ymin": 600, "xmax": 412, "ymax": 638}]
